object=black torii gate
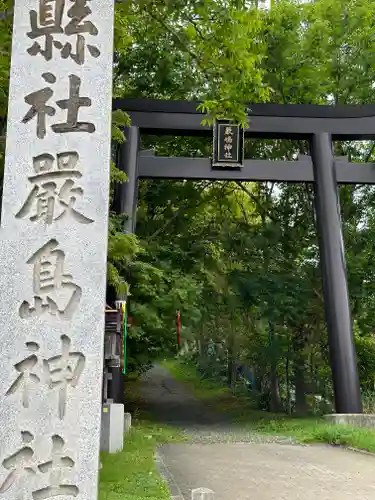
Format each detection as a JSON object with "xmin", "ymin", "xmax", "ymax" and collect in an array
[{"xmin": 112, "ymin": 98, "xmax": 375, "ymax": 415}]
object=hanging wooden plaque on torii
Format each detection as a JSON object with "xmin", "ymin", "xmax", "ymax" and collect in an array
[{"xmin": 212, "ymin": 120, "xmax": 244, "ymax": 169}]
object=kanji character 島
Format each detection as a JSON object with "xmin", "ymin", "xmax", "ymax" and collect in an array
[{"xmin": 19, "ymin": 239, "xmax": 82, "ymax": 321}]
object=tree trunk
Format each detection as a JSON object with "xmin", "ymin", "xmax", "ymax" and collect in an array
[
  {"xmin": 286, "ymin": 344, "xmax": 291, "ymax": 415},
  {"xmin": 227, "ymin": 319, "xmax": 238, "ymax": 392},
  {"xmin": 269, "ymin": 366, "xmax": 281, "ymax": 412},
  {"xmin": 269, "ymin": 322, "xmax": 282, "ymax": 412},
  {"xmin": 227, "ymin": 337, "xmax": 235, "ymax": 387},
  {"xmin": 294, "ymin": 363, "xmax": 308, "ymax": 415},
  {"xmin": 293, "ymin": 325, "xmax": 308, "ymax": 415}
]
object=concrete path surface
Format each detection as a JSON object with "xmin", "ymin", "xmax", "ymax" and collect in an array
[
  {"xmin": 139, "ymin": 366, "xmax": 375, "ymax": 500},
  {"xmin": 158, "ymin": 442, "xmax": 375, "ymax": 500}
]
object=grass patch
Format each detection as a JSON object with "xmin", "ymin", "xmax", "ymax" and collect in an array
[
  {"xmin": 162, "ymin": 358, "xmax": 375, "ymax": 454},
  {"xmin": 99, "ymin": 421, "xmax": 186, "ymax": 500},
  {"xmin": 254, "ymin": 417, "xmax": 375, "ymax": 452}
]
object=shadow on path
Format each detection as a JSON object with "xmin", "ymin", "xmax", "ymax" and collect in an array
[{"xmin": 138, "ymin": 364, "xmax": 228, "ymax": 428}]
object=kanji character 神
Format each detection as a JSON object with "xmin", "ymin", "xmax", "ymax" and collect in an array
[
  {"xmin": 5, "ymin": 337, "xmax": 85, "ymax": 419},
  {"xmin": 22, "ymin": 73, "xmax": 95, "ymax": 139},
  {"xmin": 19, "ymin": 239, "xmax": 82, "ymax": 321},
  {"xmin": 27, "ymin": 0, "xmax": 100, "ymax": 64},
  {"xmin": 44, "ymin": 335, "xmax": 85, "ymax": 420},
  {"xmin": 5, "ymin": 342, "xmax": 43, "ymax": 409},
  {"xmin": 16, "ymin": 151, "xmax": 94, "ymax": 226}
]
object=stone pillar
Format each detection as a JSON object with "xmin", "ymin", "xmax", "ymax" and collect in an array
[
  {"xmin": 0, "ymin": 1, "xmax": 114, "ymax": 499},
  {"xmin": 100, "ymin": 404, "xmax": 124, "ymax": 454}
]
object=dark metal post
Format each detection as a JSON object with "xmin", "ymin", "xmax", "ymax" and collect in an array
[
  {"xmin": 110, "ymin": 127, "xmax": 140, "ymax": 404},
  {"xmin": 118, "ymin": 126, "xmax": 140, "ymax": 233},
  {"xmin": 311, "ymin": 133, "xmax": 362, "ymax": 414}
]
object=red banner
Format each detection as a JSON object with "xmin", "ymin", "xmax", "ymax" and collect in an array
[{"xmin": 177, "ymin": 311, "xmax": 181, "ymax": 347}]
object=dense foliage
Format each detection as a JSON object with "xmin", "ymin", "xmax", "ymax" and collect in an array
[{"xmin": 2, "ymin": 0, "xmax": 375, "ymax": 413}]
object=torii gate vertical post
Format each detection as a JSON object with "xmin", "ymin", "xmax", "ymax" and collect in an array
[
  {"xmin": 311, "ymin": 133, "xmax": 362, "ymax": 414},
  {"xmin": 118, "ymin": 126, "xmax": 140, "ymax": 234},
  {"xmin": 111, "ymin": 126, "xmax": 140, "ymax": 404}
]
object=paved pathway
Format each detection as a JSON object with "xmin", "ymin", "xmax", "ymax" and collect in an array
[
  {"xmin": 159, "ymin": 442, "xmax": 375, "ymax": 500},
  {"xmin": 140, "ymin": 365, "xmax": 227, "ymax": 428},
  {"xmin": 139, "ymin": 366, "xmax": 375, "ymax": 500}
]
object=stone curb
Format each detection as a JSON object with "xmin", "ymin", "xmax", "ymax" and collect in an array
[
  {"xmin": 155, "ymin": 449, "xmax": 185, "ymax": 500},
  {"xmin": 345, "ymin": 446, "xmax": 375, "ymax": 457}
]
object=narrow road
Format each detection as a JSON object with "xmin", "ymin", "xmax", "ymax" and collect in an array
[
  {"xmin": 139, "ymin": 365, "xmax": 227, "ymax": 427},
  {"xmin": 139, "ymin": 366, "xmax": 375, "ymax": 500}
]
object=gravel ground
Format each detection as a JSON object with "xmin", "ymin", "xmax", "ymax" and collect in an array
[{"xmin": 185, "ymin": 427, "xmax": 297, "ymax": 445}]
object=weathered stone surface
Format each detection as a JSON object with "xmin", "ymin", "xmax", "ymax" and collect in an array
[
  {"xmin": 100, "ymin": 404, "xmax": 124, "ymax": 454},
  {"xmin": 325, "ymin": 413, "xmax": 375, "ymax": 428},
  {"xmin": 0, "ymin": 2, "xmax": 114, "ymax": 500},
  {"xmin": 191, "ymin": 487, "xmax": 216, "ymax": 500},
  {"xmin": 124, "ymin": 412, "xmax": 132, "ymax": 433}
]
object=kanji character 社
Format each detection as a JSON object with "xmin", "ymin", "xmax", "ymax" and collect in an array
[
  {"xmin": 0, "ymin": 431, "xmax": 37, "ymax": 494},
  {"xmin": 16, "ymin": 151, "xmax": 94, "ymax": 226},
  {"xmin": 52, "ymin": 74, "xmax": 95, "ymax": 134},
  {"xmin": 22, "ymin": 74, "xmax": 95, "ymax": 138},
  {"xmin": 34, "ymin": 434, "xmax": 78, "ymax": 499},
  {"xmin": 0, "ymin": 432, "xmax": 78, "ymax": 500},
  {"xmin": 22, "ymin": 73, "xmax": 56, "ymax": 140},
  {"xmin": 19, "ymin": 239, "xmax": 82, "ymax": 321}
]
